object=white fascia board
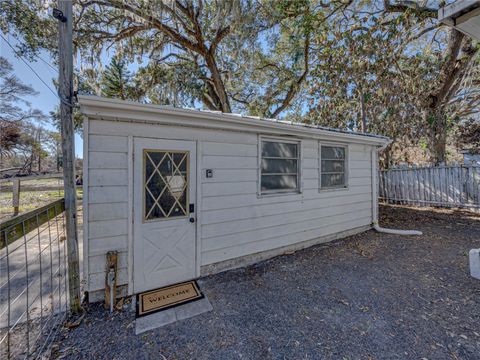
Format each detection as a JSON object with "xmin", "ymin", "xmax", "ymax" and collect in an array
[
  {"xmin": 78, "ymin": 95, "xmax": 390, "ymax": 146},
  {"xmin": 438, "ymin": 0, "xmax": 479, "ymax": 21},
  {"xmin": 439, "ymin": 1, "xmax": 480, "ymax": 41}
]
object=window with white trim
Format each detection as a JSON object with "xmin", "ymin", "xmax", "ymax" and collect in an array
[
  {"xmin": 260, "ymin": 138, "xmax": 300, "ymax": 194},
  {"xmin": 320, "ymin": 145, "xmax": 347, "ymax": 189}
]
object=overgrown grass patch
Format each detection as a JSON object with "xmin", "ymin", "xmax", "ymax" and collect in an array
[{"xmin": 0, "ymin": 188, "xmax": 82, "ymax": 221}]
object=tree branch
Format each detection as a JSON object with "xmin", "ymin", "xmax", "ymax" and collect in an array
[
  {"xmin": 210, "ymin": 26, "xmax": 230, "ymax": 54},
  {"xmin": 430, "ymin": 29, "xmax": 466, "ymax": 108},
  {"xmin": 81, "ymin": 0, "xmax": 204, "ymax": 54},
  {"xmin": 407, "ymin": 24, "xmax": 441, "ymax": 42},
  {"xmin": 270, "ymin": 33, "xmax": 310, "ymax": 118}
]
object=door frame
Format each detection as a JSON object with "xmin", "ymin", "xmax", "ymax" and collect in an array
[{"xmin": 127, "ymin": 136, "xmax": 201, "ymax": 295}]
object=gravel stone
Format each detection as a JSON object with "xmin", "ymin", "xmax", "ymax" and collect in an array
[{"xmin": 52, "ymin": 205, "xmax": 480, "ymax": 359}]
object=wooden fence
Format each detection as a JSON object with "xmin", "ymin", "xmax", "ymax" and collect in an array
[
  {"xmin": 0, "ymin": 173, "xmax": 82, "ymax": 216},
  {"xmin": 379, "ymin": 164, "xmax": 479, "ymax": 211}
]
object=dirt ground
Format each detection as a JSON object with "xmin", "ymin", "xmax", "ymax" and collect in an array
[{"xmin": 52, "ymin": 205, "xmax": 480, "ymax": 360}]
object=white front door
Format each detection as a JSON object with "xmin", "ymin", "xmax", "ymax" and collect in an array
[{"xmin": 133, "ymin": 138, "xmax": 197, "ymax": 293}]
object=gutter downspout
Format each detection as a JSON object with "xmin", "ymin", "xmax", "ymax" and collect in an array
[{"xmin": 371, "ymin": 144, "xmax": 422, "ymax": 236}]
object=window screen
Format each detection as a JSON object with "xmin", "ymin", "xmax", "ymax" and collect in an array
[
  {"xmin": 320, "ymin": 145, "xmax": 346, "ymax": 189},
  {"xmin": 260, "ymin": 140, "xmax": 300, "ymax": 193}
]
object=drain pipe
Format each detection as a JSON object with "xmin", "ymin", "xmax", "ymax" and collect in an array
[{"xmin": 371, "ymin": 145, "xmax": 422, "ymax": 236}]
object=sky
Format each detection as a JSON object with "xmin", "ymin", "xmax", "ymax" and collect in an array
[{"xmin": 1, "ymin": 32, "xmax": 84, "ymax": 158}]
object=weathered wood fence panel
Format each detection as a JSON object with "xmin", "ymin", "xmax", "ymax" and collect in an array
[{"xmin": 379, "ymin": 165, "xmax": 479, "ymax": 211}]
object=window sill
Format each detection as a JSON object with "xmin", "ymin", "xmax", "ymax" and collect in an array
[
  {"xmin": 318, "ymin": 186, "xmax": 349, "ymax": 193},
  {"xmin": 257, "ymin": 190, "xmax": 302, "ymax": 199}
]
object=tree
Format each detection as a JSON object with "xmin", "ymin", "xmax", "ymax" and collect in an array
[
  {"xmin": 0, "ymin": 56, "xmax": 47, "ymax": 172},
  {"xmin": 0, "ymin": 121, "xmax": 21, "ymax": 157},
  {"xmin": 305, "ymin": 1, "xmax": 479, "ymax": 166},
  {"xmin": 2, "ymin": 0, "xmax": 478, "ymax": 165},
  {"xmin": 383, "ymin": 0, "xmax": 479, "ymax": 164},
  {"xmin": 1, "ymin": 0, "xmax": 349, "ymax": 117},
  {"xmin": 72, "ymin": 0, "xmax": 346, "ymax": 115},
  {"xmin": 101, "ymin": 56, "xmax": 133, "ymax": 100},
  {"xmin": 0, "ymin": 56, "xmax": 44, "ymax": 125},
  {"xmin": 45, "ymin": 131, "xmax": 62, "ymax": 172}
]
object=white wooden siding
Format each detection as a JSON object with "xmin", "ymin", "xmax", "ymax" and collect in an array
[
  {"xmin": 88, "ymin": 202, "xmax": 128, "ymax": 222},
  {"xmin": 86, "ymin": 130, "xmax": 129, "ymax": 292},
  {"xmin": 199, "ymin": 138, "xmax": 372, "ymax": 266},
  {"xmin": 201, "ymin": 186, "xmax": 372, "ymax": 211},
  {"xmin": 89, "ymin": 134, "xmax": 128, "ymax": 152},
  {"xmin": 202, "ymin": 216, "xmax": 371, "ymax": 265},
  {"xmin": 85, "ymin": 119, "xmax": 374, "ymax": 293},
  {"xmin": 202, "ymin": 202, "xmax": 371, "ymax": 240},
  {"xmin": 89, "ymin": 169, "xmax": 128, "ymax": 186},
  {"xmin": 89, "ymin": 152, "xmax": 127, "ymax": 168}
]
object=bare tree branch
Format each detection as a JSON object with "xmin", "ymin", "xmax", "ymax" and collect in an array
[{"xmin": 270, "ymin": 33, "xmax": 310, "ymax": 118}]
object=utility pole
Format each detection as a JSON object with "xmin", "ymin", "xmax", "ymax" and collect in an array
[{"xmin": 56, "ymin": 0, "xmax": 81, "ymax": 313}]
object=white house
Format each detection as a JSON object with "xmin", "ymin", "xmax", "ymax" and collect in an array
[{"xmin": 79, "ymin": 95, "xmax": 390, "ymax": 300}]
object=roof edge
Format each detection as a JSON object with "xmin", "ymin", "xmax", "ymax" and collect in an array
[
  {"xmin": 438, "ymin": 0, "xmax": 479, "ymax": 22},
  {"xmin": 78, "ymin": 95, "xmax": 390, "ymax": 146}
]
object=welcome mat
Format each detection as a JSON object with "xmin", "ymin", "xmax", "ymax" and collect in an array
[{"xmin": 136, "ymin": 281, "xmax": 203, "ymax": 317}]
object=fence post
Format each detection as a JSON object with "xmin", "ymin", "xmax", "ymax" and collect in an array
[
  {"xmin": 12, "ymin": 179, "xmax": 20, "ymax": 216},
  {"xmin": 473, "ymin": 166, "xmax": 479, "ymax": 205}
]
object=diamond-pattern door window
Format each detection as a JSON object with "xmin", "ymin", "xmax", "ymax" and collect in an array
[{"xmin": 144, "ymin": 150, "xmax": 189, "ymax": 220}]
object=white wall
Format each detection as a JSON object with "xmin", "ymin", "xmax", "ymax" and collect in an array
[{"xmin": 85, "ymin": 119, "xmax": 374, "ymax": 293}]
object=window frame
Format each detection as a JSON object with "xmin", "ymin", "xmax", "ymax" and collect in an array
[
  {"xmin": 258, "ymin": 136, "xmax": 302, "ymax": 196},
  {"xmin": 142, "ymin": 149, "xmax": 190, "ymax": 223},
  {"xmin": 318, "ymin": 142, "xmax": 349, "ymax": 191}
]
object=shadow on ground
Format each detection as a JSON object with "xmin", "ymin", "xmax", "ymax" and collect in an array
[{"xmin": 52, "ymin": 205, "xmax": 480, "ymax": 359}]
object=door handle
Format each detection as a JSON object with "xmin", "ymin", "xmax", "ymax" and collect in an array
[{"xmin": 189, "ymin": 217, "xmax": 195, "ymax": 223}]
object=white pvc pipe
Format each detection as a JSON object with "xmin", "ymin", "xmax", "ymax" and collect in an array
[
  {"xmin": 373, "ymin": 222, "xmax": 423, "ymax": 236},
  {"xmin": 371, "ymin": 147, "xmax": 423, "ymax": 236}
]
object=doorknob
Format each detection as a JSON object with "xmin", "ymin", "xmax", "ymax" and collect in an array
[{"xmin": 189, "ymin": 218, "xmax": 195, "ymax": 223}]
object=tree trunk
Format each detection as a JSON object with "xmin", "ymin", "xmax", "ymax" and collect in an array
[
  {"xmin": 37, "ymin": 128, "xmax": 41, "ymax": 172},
  {"xmin": 29, "ymin": 150, "xmax": 34, "ymax": 174},
  {"xmin": 428, "ymin": 109, "xmax": 447, "ymax": 164},
  {"xmin": 205, "ymin": 52, "xmax": 231, "ymax": 113},
  {"xmin": 56, "ymin": 140, "xmax": 61, "ymax": 172},
  {"xmin": 359, "ymin": 87, "xmax": 366, "ymax": 132},
  {"xmin": 381, "ymin": 143, "xmax": 393, "ymax": 169}
]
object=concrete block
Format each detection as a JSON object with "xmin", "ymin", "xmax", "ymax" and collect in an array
[
  {"xmin": 469, "ymin": 248, "xmax": 480, "ymax": 280},
  {"xmin": 135, "ymin": 296, "xmax": 213, "ymax": 335},
  {"xmin": 135, "ymin": 308, "xmax": 176, "ymax": 335},
  {"xmin": 175, "ymin": 297, "xmax": 213, "ymax": 321}
]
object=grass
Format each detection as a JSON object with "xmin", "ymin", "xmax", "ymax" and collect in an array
[{"xmin": 0, "ymin": 179, "xmax": 82, "ymax": 222}]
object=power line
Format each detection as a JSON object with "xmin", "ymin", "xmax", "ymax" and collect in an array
[
  {"xmin": 35, "ymin": 53, "xmax": 58, "ymax": 74},
  {"xmin": 1, "ymin": 33, "xmax": 58, "ymax": 74},
  {"xmin": 0, "ymin": 33, "xmax": 59, "ymax": 100}
]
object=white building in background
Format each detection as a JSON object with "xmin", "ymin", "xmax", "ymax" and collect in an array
[{"xmin": 438, "ymin": 0, "xmax": 480, "ymax": 40}]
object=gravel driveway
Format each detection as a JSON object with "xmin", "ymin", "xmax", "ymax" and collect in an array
[{"xmin": 52, "ymin": 205, "xmax": 480, "ymax": 360}]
